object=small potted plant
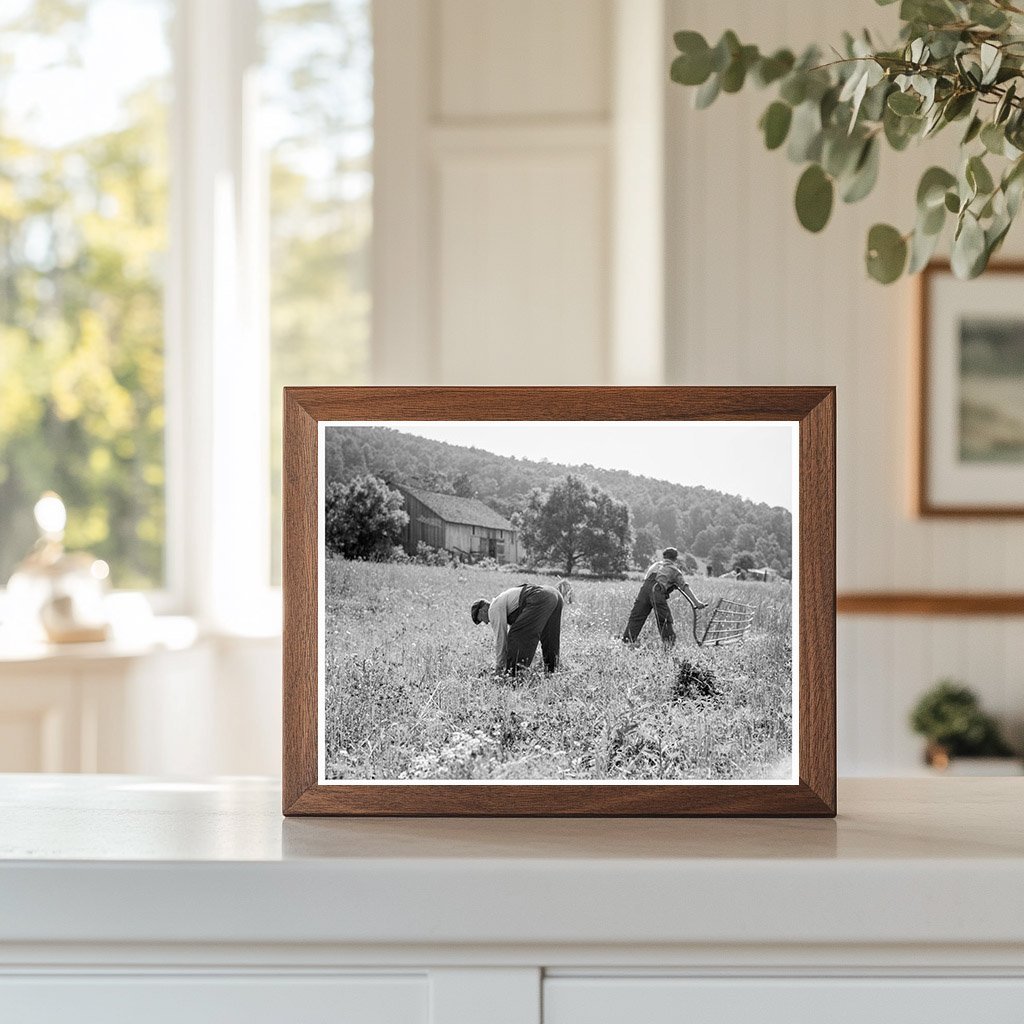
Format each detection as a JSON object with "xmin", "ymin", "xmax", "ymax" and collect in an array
[{"xmin": 910, "ymin": 680, "xmax": 1020, "ymax": 773}]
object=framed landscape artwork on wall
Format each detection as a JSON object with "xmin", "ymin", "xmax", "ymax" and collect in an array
[
  {"xmin": 918, "ymin": 262, "xmax": 1024, "ymax": 517},
  {"xmin": 282, "ymin": 387, "xmax": 836, "ymax": 816}
]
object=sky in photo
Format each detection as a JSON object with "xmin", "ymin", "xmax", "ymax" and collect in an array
[{"xmin": 357, "ymin": 421, "xmax": 796, "ymax": 511}]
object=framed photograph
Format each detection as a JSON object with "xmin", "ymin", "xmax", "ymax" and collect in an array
[
  {"xmin": 283, "ymin": 387, "xmax": 835, "ymax": 816},
  {"xmin": 918, "ymin": 261, "xmax": 1024, "ymax": 516}
]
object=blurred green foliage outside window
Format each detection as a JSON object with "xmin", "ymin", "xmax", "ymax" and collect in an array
[
  {"xmin": 264, "ymin": 0, "xmax": 372, "ymax": 582},
  {"xmin": 0, "ymin": 0, "xmax": 171, "ymax": 588}
]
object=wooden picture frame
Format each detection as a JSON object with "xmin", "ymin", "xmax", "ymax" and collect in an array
[
  {"xmin": 917, "ymin": 261, "xmax": 1024, "ymax": 517},
  {"xmin": 283, "ymin": 387, "xmax": 836, "ymax": 817}
]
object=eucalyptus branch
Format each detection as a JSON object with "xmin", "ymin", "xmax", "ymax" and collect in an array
[{"xmin": 670, "ymin": 0, "xmax": 1024, "ymax": 283}]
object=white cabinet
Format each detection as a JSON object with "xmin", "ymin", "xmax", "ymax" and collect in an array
[
  {"xmin": 1, "ymin": 777, "xmax": 1023, "ymax": 1023},
  {"xmin": 0, "ymin": 975, "xmax": 428, "ymax": 1024},
  {"xmin": 544, "ymin": 977, "xmax": 1024, "ymax": 1024}
]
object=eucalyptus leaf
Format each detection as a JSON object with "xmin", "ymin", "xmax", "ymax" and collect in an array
[
  {"xmin": 842, "ymin": 137, "xmax": 880, "ymax": 203},
  {"xmin": 980, "ymin": 42, "xmax": 1002, "ymax": 86},
  {"xmin": 710, "ymin": 31, "xmax": 740, "ymax": 73},
  {"xmin": 866, "ymin": 223, "xmax": 908, "ymax": 283},
  {"xmin": 787, "ymin": 101, "xmax": 823, "ymax": 162},
  {"xmin": 888, "ymin": 91, "xmax": 921, "ymax": 115},
  {"xmin": 917, "ymin": 166, "xmax": 957, "ymax": 210},
  {"xmin": 970, "ymin": 2, "xmax": 1009, "ymax": 30},
  {"xmin": 951, "ymin": 212, "xmax": 986, "ymax": 278},
  {"xmin": 967, "ymin": 154, "xmax": 995, "ymax": 195},
  {"xmin": 670, "ymin": 6, "xmax": 1024, "ymax": 284},
  {"xmin": 754, "ymin": 49, "xmax": 795, "ymax": 87},
  {"xmin": 694, "ymin": 73, "xmax": 721, "ymax": 109},
  {"xmin": 996, "ymin": 82, "xmax": 1017, "ymax": 124},
  {"xmin": 760, "ymin": 101, "xmax": 793, "ymax": 150},
  {"xmin": 795, "ymin": 164, "xmax": 834, "ymax": 232},
  {"xmin": 721, "ymin": 44, "xmax": 759, "ymax": 93},
  {"xmin": 962, "ymin": 115, "xmax": 983, "ymax": 145},
  {"xmin": 779, "ymin": 73, "xmax": 807, "ymax": 106},
  {"xmin": 920, "ymin": 199, "xmax": 946, "ymax": 235},
  {"xmin": 908, "ymin": 221, "xmax": 943, "ymax": 273},
  {"xmin": 980, "ymin": 122, "xmax": 1005, "ymax": 155}
]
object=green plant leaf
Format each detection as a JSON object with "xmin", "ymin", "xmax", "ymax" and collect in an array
[
  {"xmin": 996, "ymin": 82, "xmax": 1017, "ymax": 125},
  {"xmin": 721, "ymin": 44, "xmax": 759, "ymax": 93},
  {"xmin": 967, "ymin": 154, "xmax": 995, "ymax": 196},
  {"xmin": 779, "ymin": 74, "xmax": 807, "ymax": 106},
  {"xmin": 980, "ymin": 41, "xmax": 1002, "ymax": 86},
  {"xmin": 981, "ymin": 122, "xmax": 1005, "ymax": 155},
  {"xmin": 822, "ymin": 128, "xmax": 863, "ymax": 178},
  {"xmin": 942, "ymin": 91, "xmax": 974, "ymax": 123},
  {"xmin": 884, "ymin": 106, "xmax": 922, "ymax": 150},
  {"xmin": 842, "ymin": 137, "xmax": 880, "ymax": 203},
  {"xmin": 787, "ymin": 101, "xmax": 823, "ymax": 162},
  {"xmin": 795, "ymin": 164, "xmax": 834, "ymax": 232},
  {"xmin": 671, "ymin": 32, "xmax": 713, "ymax": 86},
  {"xmin": 888, "ymin": 90, "xmax": 921, "ymax": 115},
  {"xmin": 866, "ymin": 223, "xmax": 907, "ymax": 283},
  {"xmin": 754, "ymin": 49, "xmax": 795, "ymax": 87},
  {"xmin": 694, "ymin": 73, "xmax": 721, "ymax": 109},
  {"xmin": 760, "ymin": 101, "xmax": 792, "ymax": 150},
  {"xmin": 951, "ymin": 212, "xmax": 987, "ymax": 278},
  {"xmin": 970, "ymin": 2, "xmax": 1009, "ymax": 29},
  {"xmin": 917, "ymin": 166, "xmax": 957, "ymax": 210},
  {"xmin": 710, "ymin": 30, "xmax": 740, "ymax": 73},
  {"xmin": 908, "ymin": 221, "xmax": 942, "ymax": 273},
  {"xmin": 962, "ymin": 115, "xmax": 983, "ymax": 145}
]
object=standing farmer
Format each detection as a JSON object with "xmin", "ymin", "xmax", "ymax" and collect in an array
[
  {"xmin": 622, "ymin": 547, "xmax": 707, "ymax": 648},
  {"xmin": 471, "ymin": 582, "xmax": 563, "ymax": 675}
]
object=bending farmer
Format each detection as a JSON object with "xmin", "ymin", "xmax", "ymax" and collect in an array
[
  {"xmin": 471, "ymin": 582, "xmax": 563, "ymax": 675},
  {"xmin": 622, "ymin": 547, "xmax": 707, "ymax": 648}
]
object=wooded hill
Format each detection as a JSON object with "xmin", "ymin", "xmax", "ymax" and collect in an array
[{"xmin": 324, "ymin": 426, "xmax": 792, "ymax": 574}]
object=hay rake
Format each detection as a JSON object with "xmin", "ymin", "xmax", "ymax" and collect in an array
[{"xmin": 691, "ymin": 597, "xmax": 755, "ymax": 647}]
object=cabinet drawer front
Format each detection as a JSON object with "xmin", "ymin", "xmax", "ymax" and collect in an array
[
  {"xmin": 544, "ymin": 978, "xmax": 1024, "ymax": 1024},
  {"xmin": 0, "ymin": 975, "xmax": 427, "ymax": 1024}
]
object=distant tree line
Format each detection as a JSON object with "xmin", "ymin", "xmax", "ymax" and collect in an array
[{"xmin": 324, "ymin": 427, "xmax": 793, "ymax": 575}]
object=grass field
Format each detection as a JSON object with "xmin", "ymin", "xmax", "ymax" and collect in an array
[{"xmin": 322, "ymin": 558, "xmax": 794, "ymax": 781}]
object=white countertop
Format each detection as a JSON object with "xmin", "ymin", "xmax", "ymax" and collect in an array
[{"xmin": 2, "ymin": 776, "xmax": 1022, "ymax": 952}]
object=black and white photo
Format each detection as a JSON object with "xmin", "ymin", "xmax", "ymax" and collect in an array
[{"xmin": 317, "ymin": 420, "xmax": 798, "ymax": 784}]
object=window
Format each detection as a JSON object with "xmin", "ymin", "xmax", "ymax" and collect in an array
[
  {"xmin": 0, "ymin": 0, "xmax": 173, "ymax": 589},
  {"xmin": 0, "ymin": 0, "xmax": 373, "ymax": 616},
  {"xmin": 262, "ymin": 0, "xmax": 372, "ymax": 581}
]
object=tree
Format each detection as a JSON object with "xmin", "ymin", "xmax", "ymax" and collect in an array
[
  {"xmin": 584, "ymin": 488, "xmax": 632, "ymax": 575},
  {"xmin": 754, "ymin": 533, "xmax": 785, "ymax": 572},
  {"xmin": 520, "ymin": 475, "xmax": 631, "ymax": 576},
  {"xmin": 691, "ymin": 527, "xmax": 714, "ymax": 557},
  {"xmin": 451, "ymin": 471, "xmax": 474, "ymax": 497},
  {"xmin": 708, "ymin": 544, "xmax": 732, "ymax": 577},
  {"xmin": 733, "ymin": 550, "xmax": 757, "ymax": 571},
  {"xmin": 654, "ymin": 498, "xmax": 679, "ymax": 545},
  {"xmin": 324, "ymin": 474, "xmax": 408, "ymax": 560},
  {"xmin": 632, "ymin": 526, "xmax": 660, "ymax": 568},
  {"xmin": 682, "ymin": 552, "xmax": 699, "ymax": 572}
]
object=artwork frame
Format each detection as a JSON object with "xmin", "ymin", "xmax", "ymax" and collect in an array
[
  {"xmin": 283, "ymin": 387, "xmax": 836, "ymax": 817},
  {"xmin": 917, "ymin": 261, "xmax": 1024, "ymax": 517}
]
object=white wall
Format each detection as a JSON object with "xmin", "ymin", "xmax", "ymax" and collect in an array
[
  {"xmin": 664, "ymin": 0, "xmax": 1024, "ymax": 771},
  {"xmin": 78, "ymin": 0, "xmax": 1012, "ymax": 780}
]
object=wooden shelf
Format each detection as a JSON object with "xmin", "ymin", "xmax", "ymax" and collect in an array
[{"xmin": 838, "ymin": 592, "xmax": 1024, "ymax": 616}]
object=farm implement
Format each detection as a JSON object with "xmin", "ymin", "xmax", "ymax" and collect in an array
[{"xmin": 690, "ymin": 597, "xmax": 755, "ymax": 648}]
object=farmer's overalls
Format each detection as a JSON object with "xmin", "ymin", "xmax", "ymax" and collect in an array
[{"xmin": 505, "ymin": 583, "xmax": 563, "ymax": 674}]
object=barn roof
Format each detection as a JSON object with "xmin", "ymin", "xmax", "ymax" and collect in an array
[{"xmin": 399, "ymin": 486, "xmax": 515, "ymax": 531}]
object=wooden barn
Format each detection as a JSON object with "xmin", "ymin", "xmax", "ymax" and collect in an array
[{"xmin": 395, "ymin": 486, "xmax": 521, "ymax": 563}]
